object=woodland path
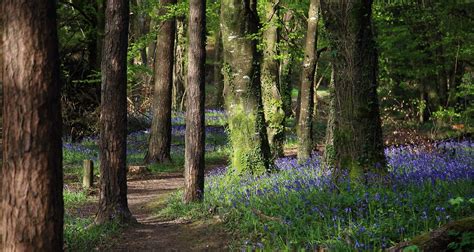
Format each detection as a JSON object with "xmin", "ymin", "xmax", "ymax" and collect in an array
[{"xmin": 103, "ymin": 169, "xmax": 230, "ymax": 251}]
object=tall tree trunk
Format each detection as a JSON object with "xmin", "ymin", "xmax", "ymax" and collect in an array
[
  {"xmin": 297, "ymin": 0, "xmax": 320, "ymax": 162},
  {"xmin": 184, "ymin": 0, "xmax": 206, "ymax": 203},
  {"xmin": 221, "ymin": 0, "xmax": 273, "ymax": 175},
  {"xmin": 173, "ymin": 15, "xmax": 187, "ymax": 111},
  {"xmin": 1, "ymin": 0, "xmax": 64, "ymax": 250},
  {"xmin": 261, "ymin": 0, "xmax": 285, "ymax": 159},
  {"xmin": 214, "ymin": 28, "xmax": 224, "ymax": 108},
  {"xmin": 96, "ymin": 0, "xmax": 133, "ymax": 224},
  {"xmin": 145, "ymin": 0, "xmax": 177, "ymax": 164},
  {"xmin": 321, "ymin": 0, "xmax": 386, "ymax": 177}
]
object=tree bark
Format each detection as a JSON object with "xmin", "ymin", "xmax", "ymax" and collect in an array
[
  {"xmin": 1, "ymin": 0, "xmax": 64, "ymax": 250},
  {"xmin": 321, "ymin": 0, "xmax": 386, "ymax": 176},
  {"xmin": 173, "ymin": 15, "xmax": 187, "ymax": 111},
  {"xmin": 261, "ymin": 0, "xmax": 285, "ymax": 159},
  {"xmin": 96, "ymin": 0, "xmax": 133, "ymax": 224},
  {"xmin": 297, "ymin": 0, "xmax": 320, "ymax": 162},
  {"xmin": 184, "ymin": 0, "xmax": 206, "ymax": 203},
  {"xmin": 145, "ymin": 0, "xmax": 177, "ymax": 164},
  {"xmin": 221, "ymin": 0, "xmax": 273, "ymax": 175}
]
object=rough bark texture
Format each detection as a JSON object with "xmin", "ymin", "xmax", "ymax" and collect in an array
[
  {"xmin": 297, "ymin": 0, "xmax": 320, "ymax": 162},
  {"xmin": 221, "ymin": 0, "xmax": 273, "ymax": 175},
  {"xmin": 184, "ymin": 0, "xmax": 206, "ymax": 203},
  {"xmin": 1, "ymin": 0, "xmax": 64, "ymax": 250},
  {"xmin": 321, "ymin": 0, "xmax": 386, "ymax": 176},
  {"xmin": 145, "ymin": 0, "xmax": 177, "ymax": 164},
  {"xmin": 173, "ymin": 15, "xmax": 187, "ymax": 111},
  {"xmin": 96, "ymin": 0, "xmax": 133, "ymax": 224},
  {"xmin": 261, "ymin": 0, "xmax": 285, "ymax": 159}
]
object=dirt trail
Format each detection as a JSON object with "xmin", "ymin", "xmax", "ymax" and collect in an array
[{"xmin": 103, "ymin": 172, "xmax": 230, "ymax": 252}]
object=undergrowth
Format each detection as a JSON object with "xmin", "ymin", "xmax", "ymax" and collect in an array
[{"xmin": 158, "ymin": 141, "xmax": 474, "ymax": 250}]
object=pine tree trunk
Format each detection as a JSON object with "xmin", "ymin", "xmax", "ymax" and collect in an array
[
  {"xmin": 221, "ymin": 0, "xmax": 273, "ymax": 175},
  {"xmin": 96, "ymin": 0, "xmax": 133, "ymax": 224},
  {"xmin": 321, "ymin": 0, "xmax": 386, "ymax": 176},
  {"xmin": 145, "ymin": 0, "xmax": 177, "ymax": 164},
  {"xmin": 261, "ymin": 0, "xmax": 285, "ymax": 159},
  {"xmin": 173, "ymin": 15, "xmax": 187, "ymax": 111},
  {"xmin": 184, "ymin": 0, "xmax": 206, "ymax": 203},
  {"xmin": 1, "ymin": 0, "xmax": 64, "ymax": 250},
  {"xmin": 297, "ymin": 0, "xmax": 320, "ymax": 162}
]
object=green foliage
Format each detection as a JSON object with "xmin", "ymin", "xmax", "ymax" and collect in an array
[
  {"xmin": 447, "ymin": 231, "xmax": 474, "ymax": 251},
  {"xmin": 375, "ymin": 1, "xmax": 474, "ymax": 124}
]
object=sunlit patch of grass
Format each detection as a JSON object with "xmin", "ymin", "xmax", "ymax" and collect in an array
[
  {"xmin": 64, "ymin": 189, "xmax": 88, "ymax": 208},
  {"xmin": 64, "ymin": 215, "xmax": 121, "ymax": 252}
]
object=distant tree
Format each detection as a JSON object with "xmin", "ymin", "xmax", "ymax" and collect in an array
[
  {"xmin": 213, "ymin": 28, "xmax": 224, "ymax": 108},
  {"xmin": 297, "ymin": 0, "xmax": 320, "ymax": 163},
  {"xmin": 1, "ymin": 0, "xmax": 64, "ymax": 250},
  {"xmin": 184, "ymin": 0, "xmax": 206, "ymax": 203},
  {"xmin": 145, "ymin": 0, "xmax": 177, "ymax": 164},
  {"xmin": 96, "ymin": 0, "xmax": 134, "ymax": 224},
  {"xmin": 173, "ymin": 11, "xmax": 187, "ymax": 111},
  {"xmin": 221, "ymin": 0, "xmax": 273, "ymax": 175},
  {"xmin": 260, "ymin": 0, "xmax": 286, "ymax": 159},
  {"xmin": 322, "ymin": 0, "xmax": 386, "ymax": 176}
]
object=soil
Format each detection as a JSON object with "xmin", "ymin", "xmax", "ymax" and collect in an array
[{"xmin": 101, "ymin": 171, "xmax": 231, "ymax": 252}]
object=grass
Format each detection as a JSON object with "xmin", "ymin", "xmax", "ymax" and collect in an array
[
  {"xmin": 158, "ymin": 141, "xmax": 474, "ymax": 250},
  {"xmin": 64, "ymin": 215, "xmax": 121, "ymax": 251}
]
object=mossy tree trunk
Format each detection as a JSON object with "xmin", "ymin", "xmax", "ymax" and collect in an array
[
  {"xmin": 145, "ymin": 0, "xmax": 177, "ymax": 164},
  {"xmin": 261, "ymin": 0, "xmax": 285, "ymax": 159},
  {"xmin": 321, "ymin": 0, "xmax": 386, "ymax": 176},
  {"xmin": 96, "ymin": 0, "xmax": 134, "ymax": 224},
  {"xmin": 297, "ymin": 0, "xmax": 320, "ymax": 162},
  {"xmin": 221, "ymin": 0, "xmax": 273, "ymax": 175},
  {"xmin": 184, "ymin": 0, "xmax": 206, "ymax": 203}
]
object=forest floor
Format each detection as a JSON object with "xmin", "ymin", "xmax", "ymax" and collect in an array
[{"xmin": 101, "ymin": 166, "xmax": 230, "ymax": 251}]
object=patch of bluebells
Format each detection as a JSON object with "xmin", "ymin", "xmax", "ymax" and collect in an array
[
  {"xmin": 63, "ymin": 109, "xmax": 228, "ymax": 165},
  {"xmin": 190, "ymin": 141, "xmax": 474, "ymax": 250}
]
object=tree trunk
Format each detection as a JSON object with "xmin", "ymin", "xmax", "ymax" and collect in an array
[
  {"xmin": 1, "ymin": 0, "xmax": 64, "ymax": 250},
  {"xmin": 173, "ymin": 15, "xmax": 187, "ymax": 111},
  {"xmin": 321, "ymin": 0, "xmax": 386, "ymax": 176},
  {"xmin": 278, "ymin": 9, "xmax": 295, "ymax": 118},
  {"xmin": 221, "ymin": 0, "xmax": 273, "ymax": 175},
  {"xmin": 214, "ymin": 28, "xmax": 224, "ymax": 108},
  {"xmin": 297, "ymin": 0, "xmax": 320, "ymax": 162},
  {"xmin": 145, "ymin": 0, "xmax": 177, "ymax": 164},
  {"xmin": 184, "ymin": 0, "xmax": 206, "ymax": 203},
  {"xmin": 261, "ymin": 0, "xmax": 285, "ymax": 159},
  {"xmin": 130, "ymin": 0, "xmax": 148, "ymax": 66},
  {"xmin": 96, "ymin": 0, "xmax": 133, "ymax": 224}
]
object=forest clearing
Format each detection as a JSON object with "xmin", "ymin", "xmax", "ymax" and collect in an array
[{"xmin": 1, "ymin": 0, "xmax": 473, "ymax": 251}]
